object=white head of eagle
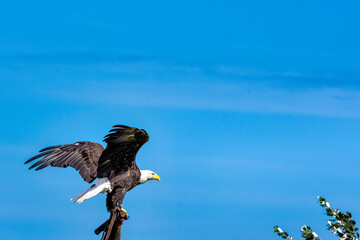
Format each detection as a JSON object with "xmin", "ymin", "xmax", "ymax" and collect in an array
[{"xmin": 139, "ymin": 170, "xmax": 161, "ymax": 184}]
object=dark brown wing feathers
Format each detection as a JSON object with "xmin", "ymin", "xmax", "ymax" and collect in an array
[
  {"xmin": 25, "ymin": 141, "xmax": 104, "ymax": 183},
  {"xmin": 97, "ymin": 125, "xmax": 149, "ymax": 179},
  {"xmin": 26, "ymin": 125, "xmax": 148, "ymax": 181}
]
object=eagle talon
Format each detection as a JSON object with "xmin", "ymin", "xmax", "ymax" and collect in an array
[{"xmin": 115, "ymin": 207, "xmax": 129, "ymax": 219}]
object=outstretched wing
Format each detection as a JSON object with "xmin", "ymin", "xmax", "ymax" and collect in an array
[
  {"xmin": 97, "ymin": 125, "xmax": 149, "ymax": 179},
  {"xmin": 25, "ymin": 141, "xmax": 104, "ymax": 183}
]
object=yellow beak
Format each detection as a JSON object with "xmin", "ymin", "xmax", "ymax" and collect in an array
[{"xmin": 153, "ymin": 174, "xmax": 161, "ymax": 182}]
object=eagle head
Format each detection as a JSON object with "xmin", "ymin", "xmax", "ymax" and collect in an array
[{"xmin": 139, "ymin": 170, "xmax": 161, "ymax": 184}]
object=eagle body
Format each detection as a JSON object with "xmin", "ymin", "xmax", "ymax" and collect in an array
[
  {"xmin": 105, "ymin": 167, "xmax": 141, "ymax": 211},
  {"xmin": 25, "ymin": 125, "xmax": 160, "ymax": 239}
]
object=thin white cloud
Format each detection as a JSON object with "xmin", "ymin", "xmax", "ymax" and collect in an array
[
  {"xmin": 39, "ymin": 79, "xmax": 360, "ymax": 118},
  {"xmin": 216, "ymin": 65, "xmax": 306, "ymax": 78},
  {"xmin": 2, "ymin": 54, "xmax": 359, "ymax": 118}
]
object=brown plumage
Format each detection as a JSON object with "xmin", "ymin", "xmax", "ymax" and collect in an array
[{"xmin": 25, "ymin": 141, "xmax": 104, "ymax": 183}]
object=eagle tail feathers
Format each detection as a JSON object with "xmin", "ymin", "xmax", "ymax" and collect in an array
[{"xmin": 71, "ymin": 178, "xmax": 112, "ymax": 203}]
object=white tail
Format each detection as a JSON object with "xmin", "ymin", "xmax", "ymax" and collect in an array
[{"xmin": 71, "ymin": 178, "xmax": 112, "ymax": 204}]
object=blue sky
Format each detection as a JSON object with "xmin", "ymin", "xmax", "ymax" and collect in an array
[{"xmin": 1, "ymin": 1, "xmax": 360, "ymax": 239}]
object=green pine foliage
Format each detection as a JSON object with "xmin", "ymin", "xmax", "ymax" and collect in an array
[{"xmin": 274, "ymin": 197, "xmax": 359, "ymax": 240}]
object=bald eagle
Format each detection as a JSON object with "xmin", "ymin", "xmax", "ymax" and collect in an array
[{"xmin": 25, "ymin": 125, "xmax": 160, "ymax": 239}]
